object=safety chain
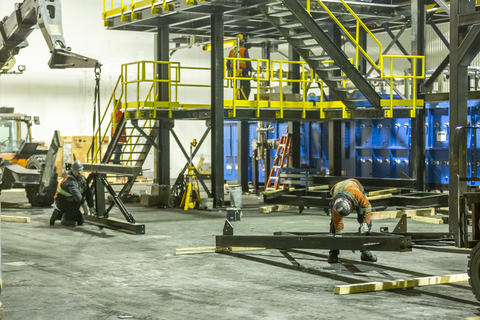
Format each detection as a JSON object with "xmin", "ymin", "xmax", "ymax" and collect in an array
[{"xmin": 93, "ymin": 62, "xmax": 103, "ymax": 162}]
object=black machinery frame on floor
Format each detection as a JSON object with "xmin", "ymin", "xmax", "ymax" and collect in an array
[{"xmin": 81, "ymin": 163, "xmax": 145, "ymax": 235}]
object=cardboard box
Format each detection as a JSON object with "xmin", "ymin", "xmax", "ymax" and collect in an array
[{"xmin": 140, "ymin": 194, "xmax": 161, "ymax": 207}]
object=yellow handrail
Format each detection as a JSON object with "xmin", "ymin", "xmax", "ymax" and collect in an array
[
  {"xmin": 381, "ymin": 55, "xmax": 425, "ymax": 118},
  {"xmin": 225, "ymin": 57, "xmax": 269, "ymax": 117},
  {"xmin": 313, "ymin": 0, "xmax": 382, "ymax": 71}
]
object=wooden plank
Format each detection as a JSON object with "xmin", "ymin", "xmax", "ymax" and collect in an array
[
  {"xmin": 367, "ymin": 194, "xmax": 392, "ymax": 200},
  {"xmin": 368, "ymin": 188, "xmax": 401, "ymax": 196},
  {"xmin": 308, "ymin": 185, "xmax": 329, "ymax": 191},
  {"xmin": 370, "ymin": 211, "xmax": 399, "ymax": 220},
  {"xmin": 402, "ymin": 208, "xmax": 434, "ymax": 217},
  {"xmin": 411, "ymin": 216, "xmax": 444, "ymax": 224},
  {"xmin": 334, "ymin": 273, "xmax": 469, "ymax": 295},
  {"xmin": 1, "ymin": 215, "xmax": 30, "ymax": 223},
  {"xmin": 175, "ymin": 246, "xmax": 266, "ymax": 255},
  {"xmin": 259, "ymin": 204, "xmax": 298, "ymax": 213}
]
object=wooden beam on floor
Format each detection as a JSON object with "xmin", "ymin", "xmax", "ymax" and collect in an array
[
  {"xmin": 175, "ymin": 246, "xmax": 266, "ymax": 255},
  {"xmin": 411, "ymin": 216, "xmax": 444, "ymax": 224},
  {"xmin": 259, "ymin": 204, "xmax": 298, "ymax": 213},
  {"xmin": 371, "ymin": 208, "xmax": 435, "ymax": 220},
  {"xmin": 334, "ymin": 273, "xmax": 469, "ymax": 295},
  {"xmin": 1, "ymin": 215, "xmax": 30, "ymax": 223},
  {"xmin": 368, "ymin": 188, "xmax": 401, "ymax": 196}
]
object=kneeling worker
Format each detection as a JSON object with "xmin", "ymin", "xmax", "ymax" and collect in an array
[
  {"xmin": 328, "ymin": 178, "xmax": 377, "ymax": 263},
  {"xmin": 50, "ymin": 160, "xmax": 96, "ymax": 227}
]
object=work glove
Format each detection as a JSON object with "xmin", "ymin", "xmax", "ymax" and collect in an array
[
  {"xmin": 82, "ymin": 203, "xmax": 89, "ymax": 215},
  {"xmin": 360, "ymin": 222, "xmax": 369, "ymax": 234}
]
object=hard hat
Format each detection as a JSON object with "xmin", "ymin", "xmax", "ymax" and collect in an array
[
  {"xmin": 333, "ymin": 195, "xmax": 352, "ymax": 216},
  {"xmin": 72, "ymin": 160, "xmax": 84, "ymax": 171}
]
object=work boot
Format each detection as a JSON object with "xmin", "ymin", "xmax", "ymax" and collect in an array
[
  {"xmin": 49, "ymin": 209, "xmax": 61, "ymax": 226},
  {"xmin": 327, "ymin": 251, "xmax": 339, "ymax": 263},
  {"xmin": 61, "ymin": 219, "xmax": 76, "ymax": 227},
  {"xmin": 360, "ymin": 251, "xmax": 377, "ymax": 262}
]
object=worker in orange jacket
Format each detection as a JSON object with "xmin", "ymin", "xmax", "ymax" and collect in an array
[
  {"xmin": 111, "ymin": 100, "xmax": 127, "ymax": 164},
  {"xmin": 328, "ymin": 178, "xmax": 377, "ymax": 263},
  {"xmin": 226, "ymin": 39, "xmax": 253, "ymax": 100}
]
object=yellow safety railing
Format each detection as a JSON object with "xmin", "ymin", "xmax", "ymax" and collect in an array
[
  {"xmin": 225, "ymin": 57, "xmax": 269, "ymax": 117},
  {"xmin": 122, "ymin": 60, "xmax": 180, "ymax": 118},
  {"xmin": 88, "ymin": 75, "xmax": 123, "ymax": 163},
  {"xmin": 381, "ymin": 55, "xmax": 425, "ymax": 118},
  {"xmin": 270, "ymin": 60, "xmax": 313, "ymax": 119},
  {"xmin": 315, "ymin": 59, "xmax": 353, "ymax": 119},
  {"xmin": 309, "ymin": 0, "xmax": 382, "ymax": 71}
]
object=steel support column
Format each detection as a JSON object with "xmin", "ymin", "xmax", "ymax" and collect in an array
[
  {"xmin": 411, "ymin": 0, "xmax": 426, "ymax": 191},
  {"xmin": 289, "ymin": 45, "xmax": 301, "ymax": 168},
  {"xmin": 211, "ymin": 10, "xmax": 224, "ymax": 207},
  {"xmin": 329, "ymin": 26, "xmax": 342, "ymax": 176},
  {"xmin": 155, "ymin": 26, "xmax": 170, "ymax": 185},
  {"xmin": 450, "ymin": 0, "xmax": 474, "ymax": 245},
  {"xmin": 238, "ymin": 121, "xmax": 249, "ymax": 192}
]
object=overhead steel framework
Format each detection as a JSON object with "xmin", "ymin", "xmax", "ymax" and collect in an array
[{"xmin": 100, "ymin": 0, "xmax": 472, "ymax": 209}]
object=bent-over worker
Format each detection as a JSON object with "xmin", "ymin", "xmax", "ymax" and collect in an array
[
  {"xmin": 328, "ymin": 178, "xmax": 377, "ymax": 263},
  {"xmin": 49, "ymin": 160, "xmax": 96, "ymax": 227}
]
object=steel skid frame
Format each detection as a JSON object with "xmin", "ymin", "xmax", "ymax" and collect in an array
[
  {"xmin": 82, "ymin": 163, "xmax": 145, "ymax": 235},
  {"xmin": 216, "ymin": 220, "xmax": 412, "ymax": 252}
]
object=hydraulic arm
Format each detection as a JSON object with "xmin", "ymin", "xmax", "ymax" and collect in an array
[{"xmin": 0, "ymin": 0, "xmax": 97, "ymax": 70}]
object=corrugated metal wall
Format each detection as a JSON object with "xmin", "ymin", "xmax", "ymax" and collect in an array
[{"xmin": 426, "ymin": 21, "xmax": 480, "ymax": 92}]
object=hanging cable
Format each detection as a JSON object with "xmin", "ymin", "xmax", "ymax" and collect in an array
[{"xmin": 93, "ymin": 62, "xmax": 103, "ymax": 162}]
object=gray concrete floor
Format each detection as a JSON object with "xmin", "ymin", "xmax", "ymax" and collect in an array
[{"xmin": 0, "ymin": 184, "xmax": 479, "ymax": 320}]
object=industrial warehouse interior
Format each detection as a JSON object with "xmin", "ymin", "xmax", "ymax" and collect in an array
[{"xmin": 0, "ymin": 0, "xmax": 480, "ymax": 319}]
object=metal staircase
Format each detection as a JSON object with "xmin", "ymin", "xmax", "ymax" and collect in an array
[
  {"xmin": 259, "ymin": 0, "xmax": 382, "ymax": 109},
  {"xmin": 102, "ymin": 115, "xmax": 159, "ymax": 167}
]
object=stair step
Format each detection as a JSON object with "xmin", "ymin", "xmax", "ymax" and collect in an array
[
  {"xmin": 123, "ymin": 151, "xmax": 148, "ymax": 154},
  {"xmin": 325, "ymin": 76, "xmax": 347, "ymax": 81},
  {"xmin": 289, "ymin": 32, "xmax": 313, "ymax": 40},
  {"xmin": 298, "ymin": 43, "xmax": 321, "ymax": 49},
  {"xmin": 280, "ymin": 21, "xmax": 303, "ymax": 28},
  {"xmin": 307, "ymin": 55, "xmax": 331, "ymax": 61},
  {"xmin": 345, "ymin": 97, "xmax": 368, "ymax": 102},
  {"xmin": 335, "ymin": 86, "xmax": 359, "ymax": 92},
  {"xmin": 316, "ymin": 65, "xmax": 341, "ymax": 71},
  {"xmin": 269, "ymin": 10, "xmax": 292, "ymax": 18}
]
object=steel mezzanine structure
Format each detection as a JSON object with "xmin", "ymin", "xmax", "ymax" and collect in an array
[{"xmin": 100, "ymin": 0, "xmax": 475, "ymax": 208}]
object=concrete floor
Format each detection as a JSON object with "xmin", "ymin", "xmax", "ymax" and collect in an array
[{"xmin": 0, "ymin": 184, "xmax": 479, "ymax": 320}]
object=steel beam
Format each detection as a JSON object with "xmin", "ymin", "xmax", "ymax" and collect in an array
[
  {"xmin": 433, "ymin": 0, "xmax": 450, "ymax": 16},
  {"xmin": 155, "ymin": 26, "xmax": 171, "ymax": 186},
  {"xmin": 449, "ymin": 0, "xmax": 474, "ymax": 246},
  {"xmin": 216, "ymin": 233, "xmax": 411, "ymax": 252},
  {"xmin": 423, "ymin": 54, "xmax": 449, "ymax": 93},
  {"xmin": 411, "ymin": 0, "xmax": 426, "ymax": 192},
  {"xmin": 427, "ymin": 18, "xmax": 449, "ymax": 50},
  {"xmin": 238, "ymin": 121, "xmax": 250, "ymax": 192},
  {"xmin": 211, "ymin": 10, "xmax": 225, "ymax": 207},
  {"xmin": 458, "ymin": 25, "xmax": 480, "ymax": 67}
]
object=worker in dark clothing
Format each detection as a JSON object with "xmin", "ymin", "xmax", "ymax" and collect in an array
[
  {"xmin": 49, "ymin": 160, "xmax": 96, "ymax": 227},
  {"xmin": 328, "ymin": 178, "xmax": 377, "ymax": 263},
  {"xmin": 111, "ymin": 100, "xmax": 127, "ymax": 164},
  {"xmin": 226, "ymin": 39, "xmax": 253, "ymax": 100}
]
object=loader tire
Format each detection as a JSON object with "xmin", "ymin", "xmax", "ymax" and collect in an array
[
  {"xmin": 468, "ymin": 242, "xmax": 480, "ymax": 301},
  {"xmin": 25, "ymin": 158, "xmax": 58, "ymax": 207}
]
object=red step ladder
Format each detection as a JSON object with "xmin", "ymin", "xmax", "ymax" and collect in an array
[{"xmin": 265, "ymin": 133, "xmax": 292, "ymax": 192}]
